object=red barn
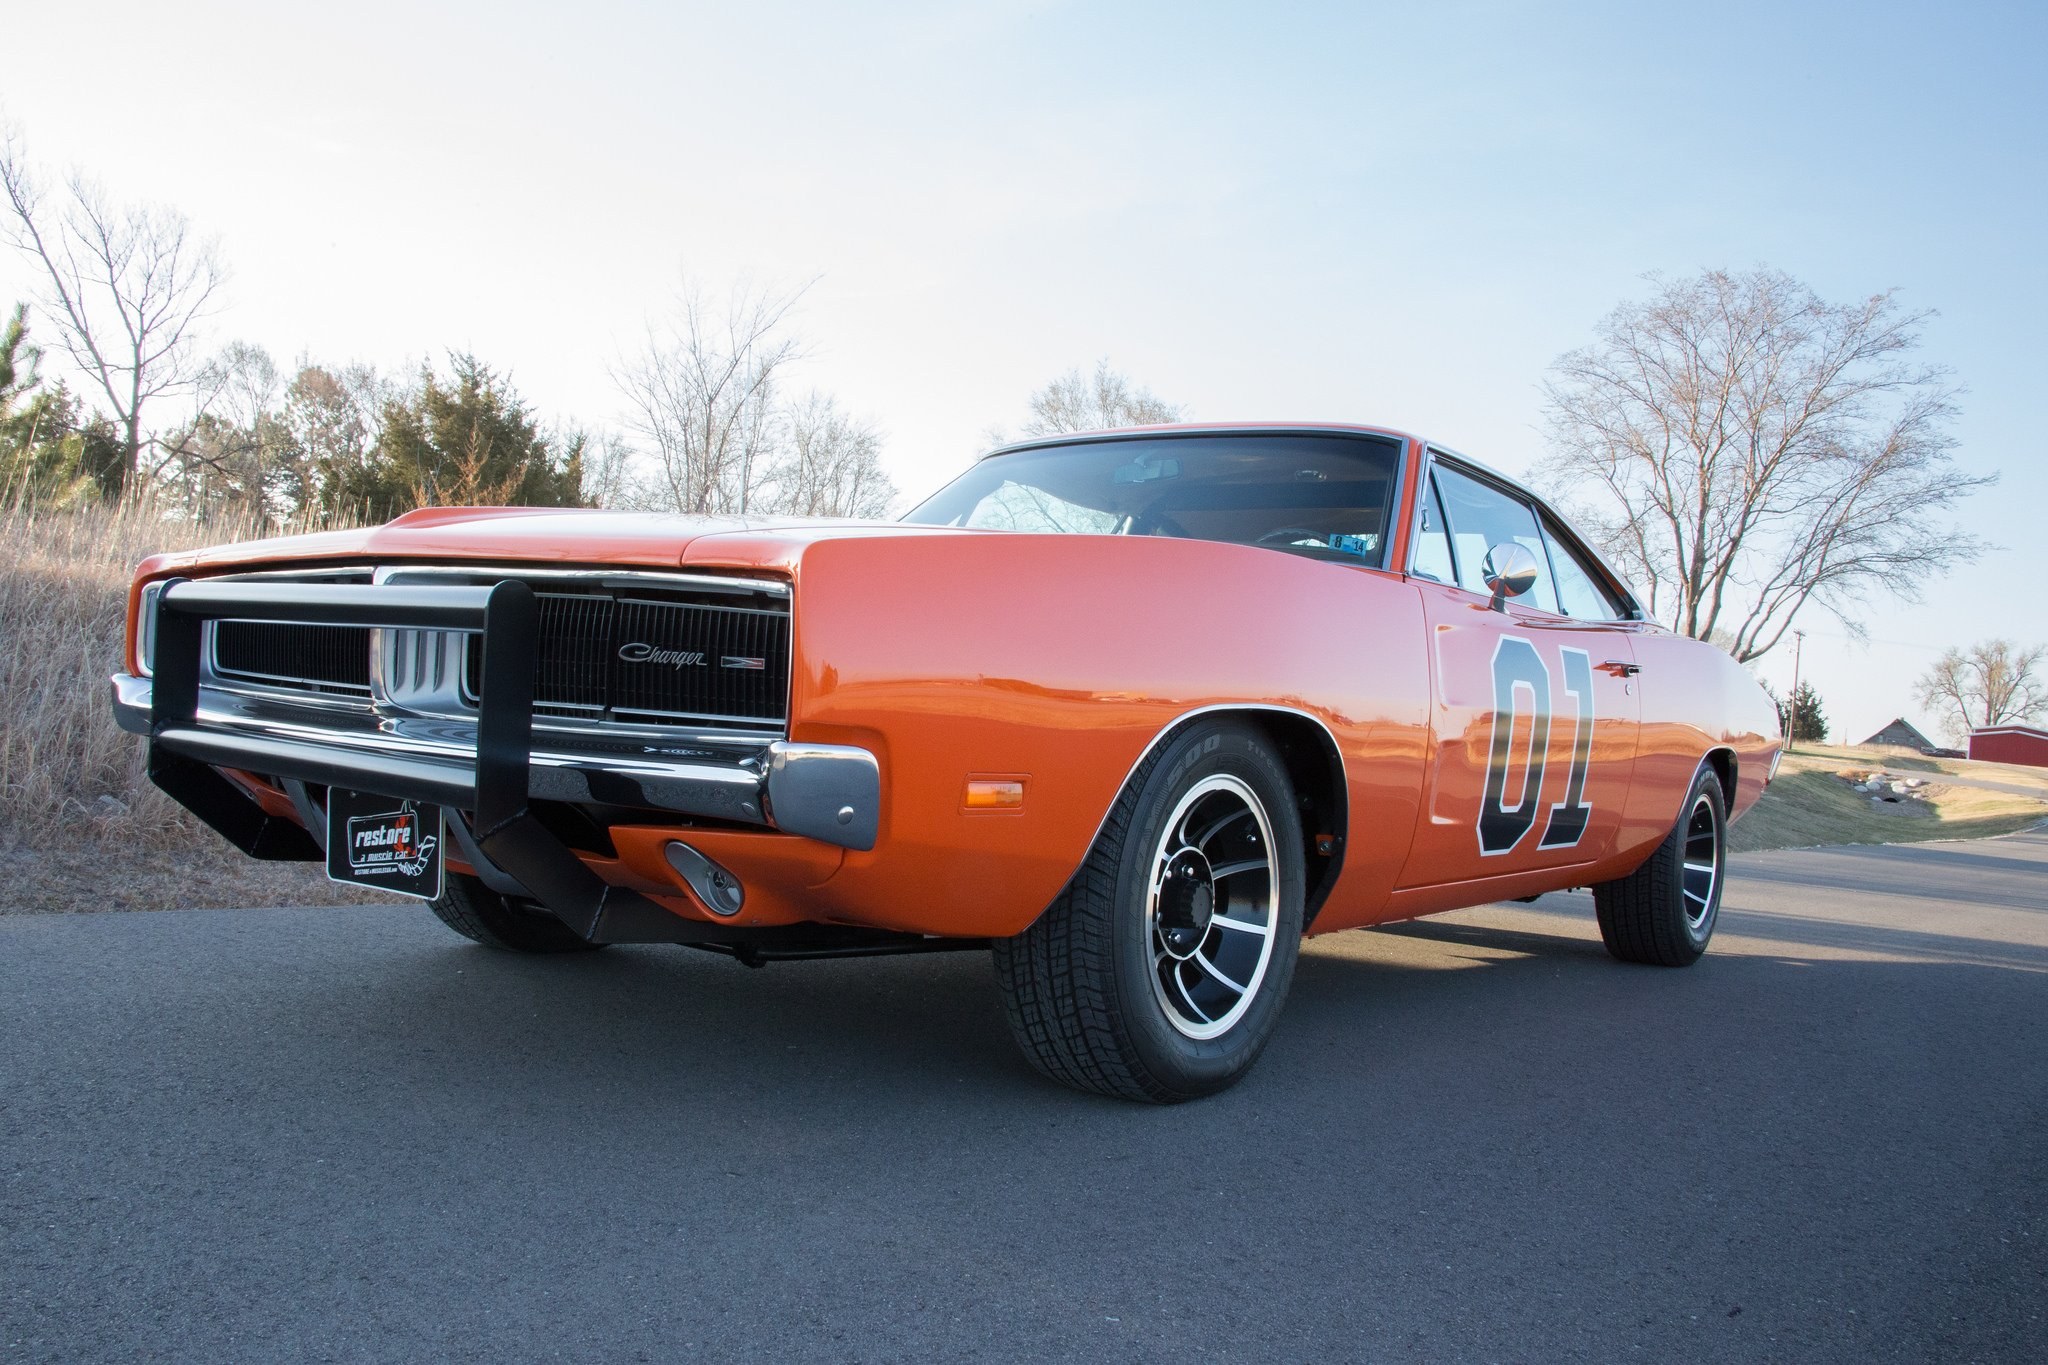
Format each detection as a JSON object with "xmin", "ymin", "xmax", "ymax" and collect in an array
[{"xmin": 1968, "ymin": 726, "xmax": 2048, "ymax": 767}]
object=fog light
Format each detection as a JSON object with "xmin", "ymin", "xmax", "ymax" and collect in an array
[{"xmin": 663, "ymin": 841, "xmax": 744, "ymax": 916}]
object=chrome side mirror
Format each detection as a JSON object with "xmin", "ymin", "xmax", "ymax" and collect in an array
[{"xmin": 1481, "ymin": 542, "xmax": 1540, "ymax": 612}]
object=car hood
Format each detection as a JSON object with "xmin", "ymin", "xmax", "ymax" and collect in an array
[{"xmin": 134, "ymin": 507, "xmax": 973, "ymax": 581}]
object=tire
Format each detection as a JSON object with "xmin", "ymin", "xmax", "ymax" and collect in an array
[
  {"xmin": 426, "ymin": 873, "xmax": 608, "ymax": 954},
  {"xmin": 992, "ymin": 720, "xmax": 1306, "ymax": 1103},
  {"xmin": 1594, "ymin": 763, "xmax": 1727, "ymax": 966}
]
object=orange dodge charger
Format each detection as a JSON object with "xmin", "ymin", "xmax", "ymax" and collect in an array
[{"xmin": 114, "ymin": 425, "xmax": 1782, "ymax": 1101}]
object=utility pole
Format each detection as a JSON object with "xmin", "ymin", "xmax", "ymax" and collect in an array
[{"xmin": 1788, "ymin": 629, "xmax": 1806, "ymax": 744}]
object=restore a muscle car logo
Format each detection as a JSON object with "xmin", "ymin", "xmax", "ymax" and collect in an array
[
  {"xmin": 345, "ymin": 800, "xmax": 439, "ymax": 880},
  {"xmin": 618, "ymin": 641, "xmax": 706, "ymax": 668}
]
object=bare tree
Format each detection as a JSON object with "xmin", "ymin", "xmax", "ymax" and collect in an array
[
  {"xmin": 1018, "ymin": 359, "xmax": 1183, "ymax": 438},
  {"xmin": 614, "ymin": 280, "xmax": 805, "ymax": 515},
  {"xmin": 774, "ymin": 392, "xmax": 895, "ymax": 517},
  {"xmin": 563, "ymin": 426, "xmax": 643, "ymax": 509},
  {"xmin": 1, "ymin": 128, "xmax": 226, "ymax": 496},
  {"xmin": 1539, "ymin": 268, "xmax": 1993, "ymax": 661},
  {"xmin": 283, "ymin": 361, "xmax": 388, "ymax": 518},
  {"xmin": 1914, "ymin": 639, "xmax": 2047, "ymax": 743},
  {"xmin": 160, "ymin": 341, "xmax": 286, "ymax": 520}
]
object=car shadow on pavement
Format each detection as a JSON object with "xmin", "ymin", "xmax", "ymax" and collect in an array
[{"xmin": 218, "ymin": 873, "xmax": 2047, "ymax": 1132}]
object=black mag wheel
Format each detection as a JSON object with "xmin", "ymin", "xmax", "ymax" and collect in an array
[
  {"xmin": 1593, "ymin": 764, "xmax": 1727, "ymax": 967},
  {"xmin": 1678, "ymin": 789, "xmax": 1723, "ymax": 937},
  {"xmin": 426, "ymin": 873, "xmax": 608, "ymax": 954},
  {"xmin": 1147, "ymin": 774, "xmax": 1285, "ymax": 1040},
  {"xmin": 992, "ymin": 719, "xmax": 1306, "ymax": 1103}
]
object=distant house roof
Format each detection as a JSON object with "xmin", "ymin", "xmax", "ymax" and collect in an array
[{"xmin": 1862, "ymin": 718, "xmax": 1935, "ymax": 750}]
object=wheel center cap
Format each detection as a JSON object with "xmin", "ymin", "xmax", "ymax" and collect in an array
[{"xmin": 1156, "ymin": 849, "xmax": 1216, "ymax": 960}]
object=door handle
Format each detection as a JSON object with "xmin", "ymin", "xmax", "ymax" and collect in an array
[{"xmin": 1596, "ymin": 660, "xmax": 1641, "ymax": 677}]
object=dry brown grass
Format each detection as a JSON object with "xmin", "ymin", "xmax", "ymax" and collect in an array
[{"xmin": 0, "ymin": 492, "xmax": 378, "ymax": 913}]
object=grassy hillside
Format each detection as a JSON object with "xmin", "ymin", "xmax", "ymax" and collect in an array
[{"xmin": 1729, "ymin": 744, "xmax": 2047, "ymax": 852}]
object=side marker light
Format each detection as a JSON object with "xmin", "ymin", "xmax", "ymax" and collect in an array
[{"xmin": 964, "ymin": 780, "xmax": 1025, "ymax": 810}]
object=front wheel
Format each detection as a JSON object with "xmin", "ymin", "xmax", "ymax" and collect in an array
[
  {"xmin": 1593, "ymin": 764, "xmax": 1727, "ymax": 966},
  {"xmin": 992, "ymin": 720, "xmax": 1306, "ymax": 1102}
]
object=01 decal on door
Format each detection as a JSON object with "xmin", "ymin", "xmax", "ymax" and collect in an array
[
  {"xmin": 1479, "ymin": 637, "xmax": 1596, "ymax": 856},
  {"xmin": 1397, "ymin": 583, "xmax": 1638, "ymax": 892}
]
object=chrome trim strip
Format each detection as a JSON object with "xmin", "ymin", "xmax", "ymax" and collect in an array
[
  {"xmin": 213, "ymin": 662, "xmax": 373, "ymax": 694},
  {"xmin": 375, "ymin": 565, "xmax": 790, "ymax": 598},
  {"xmin": 199, "ymin": 567, "xmax": 379, "ymax": 581},
  {"xmin": 611, "ymin": 593, "xmax": 788, "ymax": 616},
  {"xmin": 200, "ymin": 663, "xmax": 379, "ymax": 714},
  {"xmin": 597, "ymin": 706, "xmax": 786, "ymax": 728}
]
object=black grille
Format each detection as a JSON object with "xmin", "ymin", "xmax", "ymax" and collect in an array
[
  {"xmin": 464, "ymin": 592, "xmax": 789, "ymax": 725},
  {"xmin": 214, "ymin": 622, "xmax": 372, "ymax": 695},
  {"xmin": 535, "ymin": 593, "xmax": 615, "ymax": 712},
  {"xmin": 608, "ymin": 597, "xmax": 789, "ymax": 722}
]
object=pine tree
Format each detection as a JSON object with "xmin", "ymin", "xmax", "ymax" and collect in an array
[
  {"xmin": 0, "ymin": 303, "xmax": 106, "ymax": 503},
  {"xmin": 1789, "ymin": 681, "xmax": 1828, "ymax": 744},
  {"xmin": 351, "ymin": 354, "xmax": 584, "ymax": 520}
]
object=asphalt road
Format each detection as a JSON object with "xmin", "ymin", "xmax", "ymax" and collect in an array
[{"xmin": 5, "ymin": 833, "xmax": 2045, "ymax": 1363}]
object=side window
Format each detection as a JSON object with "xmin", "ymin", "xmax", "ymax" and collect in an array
[
  {"xmin": 1409, "ymin": 475, "xmax": 1456, "ymax": 584},
  {"xmin": 1431, "ymin": 463, "xmax": 1561, "ymax": 613},
  {"xmin": 1542, "ymin": 516, "xmax": 1628, "ymax": 620}
]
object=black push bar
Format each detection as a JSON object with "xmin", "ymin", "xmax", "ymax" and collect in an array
[{"xmin": 146, "ymin": 577, "xmax": 688, "ymax": 943}]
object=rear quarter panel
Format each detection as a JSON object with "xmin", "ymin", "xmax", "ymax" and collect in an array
[{"xmin": 1624, "ymin": 629, "xmax": 1782, "ymax": 852}]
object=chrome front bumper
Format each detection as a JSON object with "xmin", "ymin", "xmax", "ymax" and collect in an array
[
  {"xmin": 114, "ymin": 637, "xmax": 886, "ymax": 868},
  {"xmin": 113, "ymin": 670, "xmax": 879, "ymax": 850}
]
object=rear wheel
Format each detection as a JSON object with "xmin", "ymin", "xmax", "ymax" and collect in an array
[
  {"xmin": 1593, "ymin": 764, "xmax": 1726, "ymax": 966},
  {"xmin": 992, "ymin": 720, "xmax": 1306, "ymax": 1102},
  {"xmin": 427, "ymin": 873, "xmax": 607, "ymax": 954}
]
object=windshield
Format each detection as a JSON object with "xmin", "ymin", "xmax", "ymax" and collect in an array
[{"xmin": 902, "ymin": 433, "xmax": 1403, "ymax": 567}]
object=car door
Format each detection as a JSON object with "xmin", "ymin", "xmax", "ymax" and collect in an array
[{"xmin": 1396, "ymin": 458, "xmax": 1640, "ymax": 889}]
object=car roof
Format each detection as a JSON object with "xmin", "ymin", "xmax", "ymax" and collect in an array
[
  {"xmin": 984, "ymin": 422, "xmax": 1525, "ymax": 500},
  {"xmin": 982, "ymin": 422, "xmax": 1426, "ymax": 459}
]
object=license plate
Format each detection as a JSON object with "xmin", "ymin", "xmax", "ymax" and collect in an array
[{"xmin": 326, "ymin": 789, "xmax": 444, "ymax": 900}]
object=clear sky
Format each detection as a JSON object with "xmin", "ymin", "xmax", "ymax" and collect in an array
[{"xmin": 3, "ymin": 0, "xmax": 2041, "ymax": 742}]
